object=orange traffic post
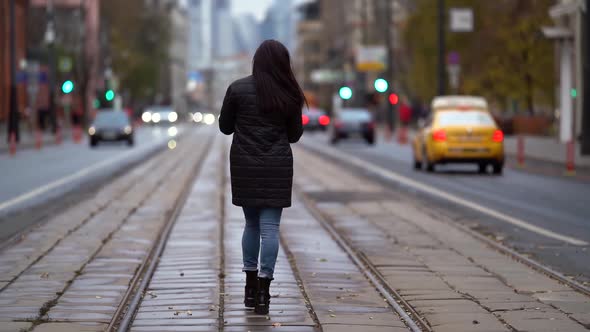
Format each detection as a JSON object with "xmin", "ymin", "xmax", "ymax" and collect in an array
[
  {"xmin": 9, "ymin": 132, "xmax": 16, "ymax": 156},
  {"xmin": 56, "ymin": 127, "xmax": 62, "ymax": 145},
  {"xmin": 35, "ymin": 130, "xmax": 42, "ymax": 150},
  {"xmin": 73, "ymin": 126, "xmax": 82, "ymax": 143},
  {"xmin": 397, "ymin": 126, "xmax": 408, "ymax": 145},
  {"xmin": 517, "ymin": 135, "xmax": 525, "ymax": 167},
  {"xmin": 565, "ymin": 139, "xmax": 576, "ymax": 175}
]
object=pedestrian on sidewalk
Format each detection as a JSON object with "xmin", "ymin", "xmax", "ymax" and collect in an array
[{"xmin": 219, "ymin": 40, "xmax": 306, "ymax": 315}]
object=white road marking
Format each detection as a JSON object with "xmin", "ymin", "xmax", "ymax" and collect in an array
[
  {"xmin": 0, "ymin": 139, "xmax": 162, "ymax": 213},
  {"xmin": 302, "ymin": 142, "xmax": 589, "ymax": 246}
]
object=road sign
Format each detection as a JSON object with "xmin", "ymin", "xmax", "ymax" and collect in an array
[
  {"xmin": 450, "ymin": 8, "xmax": 474, "ymax": 32},
  {"xmin": 58, "ymin": 56, "xmax": 73, "ymax": 73},
  {"xmin": 356, "ymin": 46, "xmax": 387, "ymax": 72}
]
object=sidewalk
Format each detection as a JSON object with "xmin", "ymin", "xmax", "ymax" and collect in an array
[
  {"xmin": 0, "ymin": 127, "xmax": 75, "ymax": 154},
  {"xmin": 504, "ymin": 135, "xmax": 590, "ymax": 170}
]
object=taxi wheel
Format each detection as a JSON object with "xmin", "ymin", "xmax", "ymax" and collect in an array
[
  {"xmin": 413, "ymin": 159, "xmax": 422, "ymax": 170},
  {"xmin": 478, "ymin": 163, "xmax": 488, "ymax": 174},
  {"xmin": 426, "ymin": 162, "xmax": 435, "ymax": 172},
  {"xmin": 492, "ymin": 163, "xmax": 503, "ymax": 175}
]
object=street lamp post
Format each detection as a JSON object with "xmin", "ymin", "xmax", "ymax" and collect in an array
[
  {"xmin": 45, "ymin": 0, "xmax": 57, "ymax": 133},
  {"xmin": 437, "ymin": 0, "xmax": 446, "ymax": 96},
  {"xmin": 7, "ymin": 0, "xmax": 20, "ymax": 143},
  {"xmin": 582, "ymin": 0, "xmax": 590, "ymax": 154}
]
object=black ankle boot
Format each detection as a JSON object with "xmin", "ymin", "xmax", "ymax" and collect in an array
[
  {"xmin": 244, "ymin": 271, "xmax": 258, "ymax": 308},
  {"xmin": 254, "ymin": 277, "xmax": 272, "ymax": 315}
]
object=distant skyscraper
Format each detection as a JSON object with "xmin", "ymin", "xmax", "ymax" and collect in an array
[
  {"xmin": 188, "ymin": 0, "xmax": 213, "ymax": 69},
  {"xmin": 213, "ymin": 0, "xmax": 235, "ymax": 57},
  {"xmin": 260, "ymin": 0, "xmax": 295, "ymax": 52},
  {"xmin": 234, "ymin": 14, "xmax": 260, "ymax": 54}
]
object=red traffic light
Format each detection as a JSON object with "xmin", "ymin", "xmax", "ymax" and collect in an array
[{"xmin": 388, "ymin": 93, "xmax": 399, "ymax": 105}]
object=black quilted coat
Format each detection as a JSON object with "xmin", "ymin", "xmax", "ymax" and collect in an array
[{"xmin": 219, "ymin": 75, "xmax": 303, "ymax": 208}]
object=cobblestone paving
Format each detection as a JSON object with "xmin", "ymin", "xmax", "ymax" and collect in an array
[
  {"xmin": 294, "ymin": 146, "xmax": 590, "ymax": 332},
  {"xmin": 130, "ymin": 136, "xmax": 221, "ymax": 331},
  {"xmin": 0, "ymin": 128, "xmax": 211, "ymax": 332}
]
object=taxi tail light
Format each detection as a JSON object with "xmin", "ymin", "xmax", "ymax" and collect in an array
[
  {"xmin": 302, "ymin": 114, "xmax": 310, "ymax": 125},
  {"xmin": 432, "ymin": 129, "xmax": 447, "ymax": 142},
  {"xmin": 318, "ymin": 115, "xmax": 330, "ymax": 126},
  {"xmin": 492, "ymin": 129, "xmax": 504, "ymax": 142}
]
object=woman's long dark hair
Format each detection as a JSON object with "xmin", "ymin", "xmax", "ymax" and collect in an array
[{"xmin": 252, "ymin": 40, "xmax": 306, "ymax": 114}]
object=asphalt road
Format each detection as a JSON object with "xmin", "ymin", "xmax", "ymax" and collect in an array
[
  {"xmin": 0, "ymin": 125, "xmax": 189, "ymax": 242},
  {"xmin": 301, "ymin": 131, "xmax": 590, "ymax": 283}
]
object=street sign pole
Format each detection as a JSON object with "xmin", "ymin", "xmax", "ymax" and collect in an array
[
  {"xmin": 7, "ymin": 0, "xmax": 20, "ymax": 143},
  {"xmin": 386, "ymin": 0, "xmax": 396, "ymax": 139},
  {"xmin": 437, "ymin": 0, "xmax": 446, "ymax": 96},
  {"xmin": 582, "ymin": 0, "xmax": 590, "ymax": 154}
]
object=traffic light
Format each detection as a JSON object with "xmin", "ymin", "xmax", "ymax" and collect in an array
[
  {"xmin": 388, "ymin": 93, "xmax": 399, "ymax": 105},
  {"xmin": 374, "ymin": 78, "xmax": 388, "ymax": 93},
  {"xmin": 105, "ymin": 89, "xmax": 115, "ymax": 101},
  {"xmin": 339, "ymin": 86, "xmax": 353, "ymax": 100},
  {"xmin": 571, "ymin": 88, "xmax": 577, "ymax": 98},
  {"xmin": 61, "ymin": 80, "xmax": 74, "ymax": 94}
]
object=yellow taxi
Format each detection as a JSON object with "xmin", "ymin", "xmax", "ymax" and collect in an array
[{"xmin": 412, "ymin": 96, "xmax": 504, "ymax": 174}]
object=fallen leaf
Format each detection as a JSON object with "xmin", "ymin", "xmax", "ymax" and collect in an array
[
  {"xmin": 40, "ymin": 272, "xmax": 49, "ymax": 279},
  {"xmin": 187, "ymin": 310, "xmax": 192, "ymax": 316},
  {"xmin": 330, "ymin": 314, "xmax": 336, "ymax": 318},
  {"xmin": 272, "ymin": 322, "xmax": 282, "ymax": 327},
  {"xmin": 472, "ymin": 320, "xmax": 479, "ymax": 324},
  {"xmin": 95, "ymin": 296, "xmax": 102, "ymax": 299},
  {"xmin": 168, "ymin": 306, "xmax": 173, "ymax": 309}
]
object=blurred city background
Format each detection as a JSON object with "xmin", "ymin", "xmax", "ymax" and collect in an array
[{"xmin": 1, "ymin": 1, "xmax": 590, "ymax": 331}]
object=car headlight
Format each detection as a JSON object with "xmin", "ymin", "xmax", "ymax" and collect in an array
[
  {"xmin": 152, "ymin": 113, "xmax": 161, "ymax": 123},
  {"xmin": 124, "ymin": 126, "xmax": 132, "ymax": 134},
  {"xmin": 167, "ymin": 126, "xmax": 178, "ymax": 137},
  {"xmin": 168, "ymin": 112, "xmax": 178, "ymax": 123},
  {"xmin": 88, "ymin": 127, "xmax": 96, "ymax": 135},
  {"xmin": 204, "ymin": 113, "xmax": 215, "ymax": 125},
  {"xmin": 141, "ymin": 112, "xmax": 152, "ymax": 123},
  {"xmin": 193, "ymin": 112, "xmax": 203, "ymax": 123}
]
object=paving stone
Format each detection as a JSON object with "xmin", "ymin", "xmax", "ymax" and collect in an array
[
  {"xmin": 32, "ymin": 322, "xmax": 106, "ymax": 332},
  {"xmin": 0, "ymin": 322, "xmax": 31, "ymax": 332}
]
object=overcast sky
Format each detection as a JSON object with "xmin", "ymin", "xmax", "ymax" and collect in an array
[{"xmin": 231, "ymin": 0, "xmax": 310, "ymax": 21}]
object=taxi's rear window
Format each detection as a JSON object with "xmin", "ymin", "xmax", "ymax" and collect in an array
[{"xmin": 436, "ymin": 111, "xmax": 495, "ymax": 126}]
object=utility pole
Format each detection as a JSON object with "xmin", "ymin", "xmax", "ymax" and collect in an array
[
  {"xmin": 385, "ymin": 0, "xmax": 395, "ymax": 133},
  {"xmin": 46, "ymin": 0, "xmax": 57, "ymax": 133},
  {"xmin": 582, "ymin": 0, "xmax": 590, "ymax": 154},
  {"xmin": 437, "ymin": 0, "xmax": 446, "ymax": 96},
  {"xmin": 7, "ymin": 0, "xmax": 20, "ymax": 143}
]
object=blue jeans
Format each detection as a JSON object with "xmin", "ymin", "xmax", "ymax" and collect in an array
[{"xmin": 241, "ymin": 207, "xmax": 283, "ymax": 279}]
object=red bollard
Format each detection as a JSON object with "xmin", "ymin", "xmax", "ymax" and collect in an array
[
  {"xmin": 397, "ymin": 126, "xmax": 408, "ymax": 144},
  {"xmin": 35, "ymin": 130, "xmax": 42, "ymax": 150},
  {"xmin": 566, "ymin": 139, "xmax": 575, "ymax": 175},
  {"xmin": 517, "ymin": 135, "xmax": 525, "ymax": 167},
  {"xmin": 73, "ymin": 126, "xmax": 82, "ymax": 143},
  {"xmin": 55, "ymin": 127, "xmax": 62, "ymax": 145},
  {"xmin": 9, "ymin": 132, "xmax": 16, "ymax": 156}
]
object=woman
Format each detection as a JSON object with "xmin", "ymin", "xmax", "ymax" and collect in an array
[{"xmin": 218, "ymin": 40, "xmax": 306, "ymax": 315}]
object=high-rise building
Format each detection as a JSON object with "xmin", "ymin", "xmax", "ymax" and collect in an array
[
  {"xmin": 213, "ymin": 0, "xmax": 235, "ymax": 57},
  {"xmin": 188, "ymin": 0, "xmax": 213, "ymax": 70},
  {"xmin": 234, "ymin": 14, "xmax": 260, "ymax": 54},
  {"xmin": 261, "ymin": 0, "xmax": 295, "ymax": 52}
]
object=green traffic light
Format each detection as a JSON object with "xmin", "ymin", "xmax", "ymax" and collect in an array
[
  {"xmin": 374, "ymin": 78, "xmax": 388, "ymax": 93},
  {"xmin": 105, "ymin": 90, "xmax": 115, "ymax": 101},
  {"xmin": 571, "ymin": 89, "xmax": 577, "ymax": 98},
  {"xmin": 61, "ymin": 80, "xmax": 74, "ymax": 94},
  {"xmin": 339, "ymin": 86, "xmax": 353, "ymax": 100}
]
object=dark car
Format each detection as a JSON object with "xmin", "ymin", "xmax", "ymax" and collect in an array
[
  {"xmin": 302, "ymin": 108, "xmax": 330, "ymax": 131},
  {"xmin": 88, "ymin": 110, "xmax": 134, "ymax": 147},
  {"xmin": 331, "ymin": 108, "xmax": 375, "ymax": 145}
]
